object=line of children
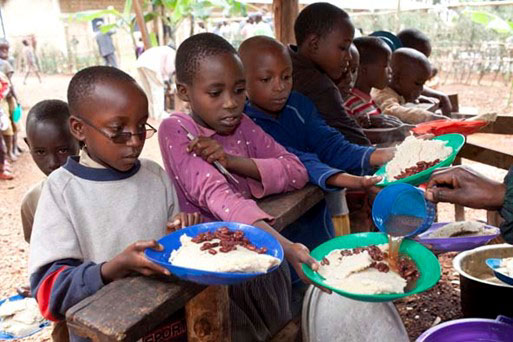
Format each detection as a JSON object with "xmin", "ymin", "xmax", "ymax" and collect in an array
[
  {"xmin": 342, "ymin": 36, "xmax": 413, "ymax": 143},
  {"xmin": 28, "ymin": 66, "xmax": 200, "ymax": 342},
  {"xmin": 158, "ymin": 33, "xmax": 323, "ymax": 340},
  {"xmin": 372, "ymin": 47, "xmax": 447, "ymax": 124},
  {"xmin": 24, "ymin": 4, "xmax": 452, "ymax": 341}
]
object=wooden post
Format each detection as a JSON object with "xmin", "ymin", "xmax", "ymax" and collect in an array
[
  {"xmin": 272, "ymin": 0, "xmax": 298, "ymax": 45},
  {"xmin": 133, "ymin": 0, "xmax": 151, "ymax": 49},
  {"xmin": 185, "ymin": 286, "xmax": 231, "ymax": 342}
]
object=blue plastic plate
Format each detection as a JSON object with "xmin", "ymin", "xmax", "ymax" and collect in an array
[
  {"xmin": 486, "ymin": 258, "xmax": 513, "ymax": 286},
  {"xmin": 0, "ymin": 295, "xmax": 49, "ymax": 340},
  {"xmin": 145, "ymin": 221, "xmax": 284, "ymax": 285}
]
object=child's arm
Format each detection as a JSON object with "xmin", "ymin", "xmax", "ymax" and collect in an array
[
  {"xmin": 252, "ymin": 219, "xmax": 330, "ymax": 293},
  {"xmin": 30, "ymin": 241, "xmax": 169, "ymax": 321},
  {"xmin": 286, "ymin": 145, "xmax": 381, "ymax": 191},
  {"xmin": 377, "ymin": 95, "xmax": 445, "ymax": 124},
  {"xmin": 303, "ymin": 100, "xmax": 376, "ymax": 176},
  {"xmin": 187, "ymin": 136, "xmax": 262, "ymax": 181},
  {"xmin": 166, "ymin": 212, "xmax": 202, "ymax": 234},
  {"xmin": 159, "ymin": 117, "xmax": 274, "ymax": 224},
  {"xmin": 326, "ymin": 173, "xmax": 381, "ymax": 190},
  {"xmin": 243, "ymin": 117, "xmax": 308, "ymax": 197},
  {"xmin": 29, "ymin": 180, "xmax": 169, "ymax": 321}
]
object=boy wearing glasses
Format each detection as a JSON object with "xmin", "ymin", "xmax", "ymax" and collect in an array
[{"xmin": 28, "ymin": 66, "xmax": 197, "ymax": 342}]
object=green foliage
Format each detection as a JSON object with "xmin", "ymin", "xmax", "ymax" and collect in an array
[{"xmin": 153, "ymin": 0, "xmax": 246, "ymax": 25}]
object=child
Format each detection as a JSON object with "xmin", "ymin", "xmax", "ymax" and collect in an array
[
  {"xmin": 21, "ymin": 99, "xmax": 78, "ymax": 342},
  {"xmin": 0, "ymin": 38, "xmax": 21, "ymax": 160},
  {"xmin": 28, "ymin": 66, "xmax": 197, "ymax": 342},
  {"xmin": 240, "ymin": 36, "xmax": 395, "ymax": 191},
  {"xmin": 335, "ymin": 44, "xmax": 359, "ymax": 98},
  {"xmin": 0, "ymin": 71, "xmax": 12, "ymax": 179},
  {"xmin": 21, "ymin": 100, "xmax": 80, "ymax": 243},
  {"xmin": 158, "ymin": 33, "xmax": 321, "ymax": 341},
  {"xmin": 397, "ymin": 28, "xmax": 432, "ymax": 59},
  {"xmin": 344, "ymin": 36, "xmax": 412, "ymax": 139},
  {"xmin": 397, "ymin": 28, "xmax": 453, "ymax": 115},
  {"xmin": 371, "ymin": 47, "xmax": 446, "ymax": 124},
  {"xmin": 22, "ymin": 39, "xmax": 42, "ymax": 84},
  {"xmin": 239, "ymin": 35, "xmax": 396, "ymax": 251},
  {"xmin": 289, "ymin": 3, "xmax": 370, "ymax": 145}
]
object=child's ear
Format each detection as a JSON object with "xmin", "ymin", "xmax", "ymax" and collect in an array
[
  {"xmin": 305, "ymin": 34, "xmax": 320, "ymax": 54},
  {"xmin": 176, "ymin": 83, "xmax": 190, "ymax": 103},
  {"xmin": 69, "ymin": 116, "xmax": 86, "ymax": 143}
]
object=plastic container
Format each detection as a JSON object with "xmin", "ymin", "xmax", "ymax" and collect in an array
[
  {"xmin": 144, "ymin": 221, "xmax": 284, "ymax": 285},
  {"xmin": 302, "ymin": 286, "xmax": 409, "ymax": 342},
  {"xmin": 486, "ymin": 258, "xmax": 513, "ymax": 286},
  {"xmin": 372, "ymin": 183, "xmax": 435, "ymax": 237},
  {"xmin": 416, "ymin": 316, "xmax": 513, "ymax": 342},
  {"xmin": 374, "ymin": 133, "xmax": 465, "ymax": 187},
  {"xmin": 302, "ymin": 232, "xmax": 441, "ymax": 302},
  {"xmin": 416, "ymin": 222, "xmax": 500, "ymax": 254},
  {"xmin": 12, "ymin": 105, "xmax": 22, "ymax": 124}
]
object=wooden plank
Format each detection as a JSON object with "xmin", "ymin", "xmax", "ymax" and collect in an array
[
  {"xmin": 258, "ymin": 184, "xmax": 324, "ymax": 231},
  {"xmin": 185, "ymin": 286, "xmax": 231, "ymax": 342},
  {"xmin": 272, "ymin": 0, "xmax": 298, "ymax": 45},
  {"xmin": 459, "ymin": 142, "xmax": 513, "ymax": 171},
  {"xmin": 66, "ymin": 276, "xmax": 205, "ymax": 341}
]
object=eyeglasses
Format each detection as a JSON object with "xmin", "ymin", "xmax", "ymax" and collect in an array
[{"xmin": 77, "ymin": 116, "xmax": 157, "ymax": 144}]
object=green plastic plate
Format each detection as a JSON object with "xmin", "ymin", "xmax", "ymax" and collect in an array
[
  {"xmin": 302, "ymin": 232, "xmax": 441, "ymax": 302},
  {"xmin": 374, "ymin": 133, "xmax": 465, "ymax": 187}
]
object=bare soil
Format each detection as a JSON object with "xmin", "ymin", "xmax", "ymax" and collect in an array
[{"xmin": 0, "ymin": 73, "xmax": 511, "ymax": 341}]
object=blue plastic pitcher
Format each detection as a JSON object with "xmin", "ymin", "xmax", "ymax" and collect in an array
[{"xmin": 372, "ymin": 183, "xmax": 435, "ymax": 237}]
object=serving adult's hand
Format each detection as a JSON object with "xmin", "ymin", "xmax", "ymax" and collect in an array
[{"xmin": 425, "ymin": 166, "xmax": 505, "ymax": 210}]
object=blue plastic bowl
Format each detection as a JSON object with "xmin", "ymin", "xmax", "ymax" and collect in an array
[
  {"xmin": 486, "ymin": 258, "xmax": 513, "ymax": 286},
  {"xmin": 145, "ymin": 221, "xmax": 284, "ymax": 285},
  {"xmin": 372, "ymin": 183, "xmax": 435, "ymax": 237},
  {"xmin": 0, "ymin": 295, "xmax": 50, "ymax": 340}
]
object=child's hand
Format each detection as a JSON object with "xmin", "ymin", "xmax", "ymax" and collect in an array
[
  {"xmin": 167, "ymin": 212, "xmax": 202, "ymax": 234},
  {"xmin": 101, "ymin": 240, "xmax": 170, "ymax": 284},
  {"xmin": 187, "ymin": 136, "xmax": 230, "ymax": 167},
  {"xmin": 359, "ymin": 176, "xmax": 382, "ymax": 195},
  {"xmin": 284, "ymin": 242, "xmax": 332, "ymax": 294}
]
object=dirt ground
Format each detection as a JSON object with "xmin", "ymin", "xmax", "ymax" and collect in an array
[{"xmin": 0, "ymin": 73, "xmax": 511, "ymax": 341}]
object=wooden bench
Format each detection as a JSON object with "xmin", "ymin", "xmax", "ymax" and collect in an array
[{"xmin": 66, "ymin": 184, "xmax": 324, "ymax": 342}]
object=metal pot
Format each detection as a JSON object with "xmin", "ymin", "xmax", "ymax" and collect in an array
[
  {"xmin": 453, "ymin": 244, "xmax": 513, "ymax": 318},
  {"xmin": 301, "ymin": 286, "xmax": 408, "ymax": 342}
]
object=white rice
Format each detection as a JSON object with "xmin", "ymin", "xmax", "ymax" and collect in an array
[
  {"xmin": 428, "ymin": 221, "xmax": 498, "ymax": 238},
  {"xmin": 385, "ymin": 136, "xmax": 452, "ymax": 181}
]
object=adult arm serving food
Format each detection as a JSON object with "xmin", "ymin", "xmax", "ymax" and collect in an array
[{"xmin": 424, "ymin": 165, "xmax": 512, "ymax": 243}]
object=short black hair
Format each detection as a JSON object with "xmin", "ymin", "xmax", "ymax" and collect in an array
[
  {"xmin": 294, "ymin": 2, "xmax": 350, "ymax": 46},
  {"xmin": 397, "ymin": 28, "xmax": 430, "ymax": 48},
  {"xmin": 26, "ymin": 100, "xmax": 70, "ymax": 134},
  {"xmin": 67, "ymin": 66, "xmax": 136, "ymax": 116},
  {"xmin": 175, "ymin": 33, "xmax": 237, "ymax": 85},
  {"xmin": 353, "ymin": 36, "xmax": 391, "ymax": 65}
]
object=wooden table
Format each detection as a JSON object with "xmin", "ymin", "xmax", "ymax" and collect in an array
[{"xmin": 66, "ymin": 184, "xmax": 324, "ymax": 341}]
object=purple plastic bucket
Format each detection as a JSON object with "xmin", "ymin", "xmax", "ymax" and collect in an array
[{"xmin": 416, "ymin": 316, "xmax": 513, "ymax": 342}]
